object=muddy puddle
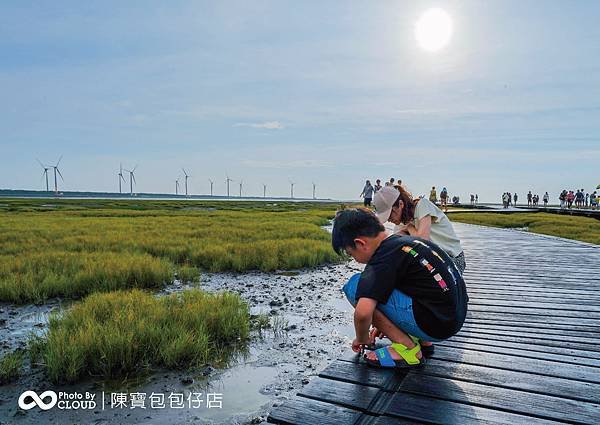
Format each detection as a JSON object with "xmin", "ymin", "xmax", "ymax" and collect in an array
[{"xmin": 0, "ymin": 261, "xmax": 364, "ymax": 424}]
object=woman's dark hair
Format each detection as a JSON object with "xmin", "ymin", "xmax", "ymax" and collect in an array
[
  {"xmin": 331, "ymin": 208, "xmax": 385, "ymax": 254},
  {"xmin": 392, "ymin": 186, "xmax": 417, "ymax": 224}
]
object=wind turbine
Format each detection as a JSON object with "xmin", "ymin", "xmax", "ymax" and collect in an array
[
  {"xmin": 124, "ymin": 165, "xmax": 137, "ymax": 195},
  {"xmin": 262, "ymin": 183, "xmax": 267, "ymax": 198},
  {"xmin": 312, "ymin": 182, "xmax": 316, "ymax": 200},
  {"xmin": 208, "ymin": 179, "xmax": 214, "ymax": 196},
  {"xmin": 182, "ymin": 168, "xmax": 190, "ymax": 196},
  {"xmin": 289, "ymin": 179, "xmax": 295, "ymax": 199},
  {"xmin": 225, "ymin": 175, "xmax": 233, "ymax": 197},
  {"xmin": 37, "ymin": 159, "xmax": 50, "ymax": 192},
  {"xmin": 175, "ymin": 178, "xmax": 180, "ymax": 195},
  {"xmin": 117, "ymin": 163, "xmax": 126, "ymax": 194},
  {"xmin": 239, "ymin": 179, "xmax": 244, "ymax": 197},
  {"xmin": 51, "ymin": 156, "xmax": 64, "ymax": 195}
]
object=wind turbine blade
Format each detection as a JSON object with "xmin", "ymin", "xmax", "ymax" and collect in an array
[
  {"xmin": 132, "ymin": 164, "xmax": 138, "ymax": 172},
  {"xmin": 120, "ymin": 163, "xmax": 123, "ymax": 173},
  {"xmin": 56, "ymin": 155, "xmax": 63, "ymax": 167},
  {"xmin": 57, "ymin": 168, "xmax": 64, "ymax": 181},
  {"xmin": 132, "ymin": 174, "xmax": 136, "ymax": 184},
  {"xmin": 36, "ymin": 158, "xmax": 46, "ymax": 169}
]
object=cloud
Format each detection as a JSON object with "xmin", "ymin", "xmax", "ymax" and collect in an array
[{"xmin": 233, "ymin": 121, "xmax": 284, "ymax": 129}]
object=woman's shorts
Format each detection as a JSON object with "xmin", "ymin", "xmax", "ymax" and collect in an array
[{"xmin": 342, "ymin": 273, "xmax": 444, "ymax": 342}]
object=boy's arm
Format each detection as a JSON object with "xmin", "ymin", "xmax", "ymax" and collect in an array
[{"xmin": 353, "ymin": 297, "xmax": 378, "ymax": 350}]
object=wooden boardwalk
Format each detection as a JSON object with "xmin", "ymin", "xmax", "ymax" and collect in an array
[{"xmin": 268, "ymin": 224, "xmax": 600, "ymax": 424}]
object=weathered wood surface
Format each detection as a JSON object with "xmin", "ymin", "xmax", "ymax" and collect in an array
[{"xmin": 268, "ymin": 223, "xmax": 600, "ymax": 424}]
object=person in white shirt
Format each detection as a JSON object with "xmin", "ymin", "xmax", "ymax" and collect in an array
[{"xmin": 373, "ymin": 186, "xmax": 466, "ymax": 273}]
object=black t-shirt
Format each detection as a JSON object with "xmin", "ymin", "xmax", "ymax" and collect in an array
[{"xmin": 355, "ymin": 235, "xmax": 468, "ymax": 339}]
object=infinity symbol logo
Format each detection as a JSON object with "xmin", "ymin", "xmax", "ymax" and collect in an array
[{"xmin": 18, "ymin": 390, "xmax": 58, "ymax": 410}]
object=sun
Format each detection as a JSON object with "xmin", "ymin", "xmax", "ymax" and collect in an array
[{"xmin": 415, "ymin": 8, "xmax": 453, "ymax": 52}]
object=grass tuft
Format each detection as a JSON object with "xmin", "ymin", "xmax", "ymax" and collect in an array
[
  {"xmin": 0, "ymin": 350, "xmax": 24, "ymax": 385},
  {"xmin": 31, "ymin": 288, "xmax": 249, "ymax": 384}
]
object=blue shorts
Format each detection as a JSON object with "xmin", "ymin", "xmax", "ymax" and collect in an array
[{"xmin": 342, "ymin": 273, "xmax": 444, "ymax": 342}]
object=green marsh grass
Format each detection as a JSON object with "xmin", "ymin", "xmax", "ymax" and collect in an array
[
  {"xmin": 0, "ymin": 350, "xmax": 24, "ymax": 384},
  {"xmin": 0, "ymin": 200, "xmax": 339, "ymax": 303},
  {"xmin": 451, "ymin": 212, "xmax": 600, "ymax": 245},
  {"xmin": 31, "ymin": 288, "xmax": 249, "ymax": 384}
]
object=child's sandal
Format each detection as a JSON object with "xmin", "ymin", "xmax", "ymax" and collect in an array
[
  {"xmin": 409, "ymin": 335, "xmax": 435, "ymax": 357},
  {"xmin": 364, "ymin": 342, "xmax": 426, "ymax": 369}
]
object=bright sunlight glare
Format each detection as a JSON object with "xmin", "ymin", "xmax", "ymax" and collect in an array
[{"xmin": 415, "ymin": 8, "xmax": 453, "ymax": 52}]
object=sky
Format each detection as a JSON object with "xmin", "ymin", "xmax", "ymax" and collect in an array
[{"xmin": 0, "ymin": 0, "xmax": 599, "ymax": 201}]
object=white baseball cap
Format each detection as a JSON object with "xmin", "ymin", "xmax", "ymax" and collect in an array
[{"xmin": 373, "ymin": 186, "xmax": 400, "ymax": 223}]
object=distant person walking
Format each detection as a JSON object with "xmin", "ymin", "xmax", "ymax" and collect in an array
[
  {"xmin": 440, "ymin": 187, "xmax": 448, "ymax": 212},
  {"xmin": 502, "ymin": 192, "xmax": 510, "ymax": 208},
  {"xmin": 475, "ymin": 194, "xmax": 478, "ymax": 205},
  {"xmin": 591, "ymin": 191, "xmax": 598, "ymax": 209},
  {"xmin": 429, "ymin": 186, "xmax": 437, "ymax": 204},
  {"xmin": 374, "ymin": 179, "xmax": 383, "ymax": 192},
  {"xmin": 527, "ymin": 191, "xmax": 533, "ymax": 207},
  {"xmin": 543, "ymin": 192, "xmax": 549, "ymax": 207},
  {"xmin": 559, "ymin": 190, "xmax": 567, "ymax": 209},
  {"xmin": 513, "ymin": 193, "xmax": 518, "ymax": 206},
  {"xmin": 373, "ymin": 186, "xmax": 466, "ymax": 274},
  {"xmin": 360, "ymin": 180, "xmax": 374, "ymax": 207},
  {"xmin": 567, "ymin": 191, "xmax": 575, "ymax": 208}
]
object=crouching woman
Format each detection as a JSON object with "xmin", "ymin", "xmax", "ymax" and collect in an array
[{"xmin": 332, "ymin": 208, "xmax": 468, "ymax": 368}]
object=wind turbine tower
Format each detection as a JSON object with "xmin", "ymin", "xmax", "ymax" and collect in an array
[
  {"xmin": 263, "ymin": 183, "xmax": 267, "ymax": 198},
  {"xmin": 37, "ymin": 159, "xmax": 50, "ymax": 192},
  {"xmin": 182, "ymin": 168, "xmax": 190, "ymax": 196},
  {"xmin": 124, "ymin": 165, "xmax": 137, "ymax": 195},
  {"xmin": 208, "ymin": 179, "xmax": 214, "ymax": 196},
  {"xmin": 51, "ymin": 156, "xmax": 64, "ymax": 195},
  {"xmin": 312, "ymin": 182, "xmax": 316, "ymax": 200},
  {"xmin": 289, "ymin": 179, "xmax": 295, "ymax": 199},
  {"xmin": 226, "ymin": 175, "xmax": 233, "ymax": 197},
  {"xmin": 239, "ymin": 180, "xmax": 243, "ymax": 197},
  {"xmin": 118, "ymin": 164, "xmax": 126, "ymax": 194},
  {"xmin": 175, "ymin": 178, "xmax": 180, "ymax": 195}
]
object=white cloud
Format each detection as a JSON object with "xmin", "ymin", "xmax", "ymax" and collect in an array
[{"xmin": 233, "ymin": 121, "xmax": 284, "ymax": 129}]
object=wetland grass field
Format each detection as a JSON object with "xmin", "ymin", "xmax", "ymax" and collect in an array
[
  {"xmin": 451, "ymin": 211, "xmax": 600, "ymax": 245},
  {"xmin": 0, "ymin": 198, "xmax": 341, "ymax": 384}
]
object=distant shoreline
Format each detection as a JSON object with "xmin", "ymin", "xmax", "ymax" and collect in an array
[{"xmin": 0, "ymin": 189, "xmax": 334, "ymax": 203}]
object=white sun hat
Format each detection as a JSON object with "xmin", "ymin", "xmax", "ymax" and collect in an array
[{"xmin": 373, "ymin": 186, "xmax": 400, "ymax": 223}]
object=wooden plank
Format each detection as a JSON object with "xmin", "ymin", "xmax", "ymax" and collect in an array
[
  {"xmin": 338, "ymin": 355, "xmax": 600, "ymax": 404},
  {"xmin": 298, "ymin": 378, "xmax": 381, "ymax": 412},
  {"xmin": 466, "ymin": 299, "xmax": 600, "ymax": 313},
  {"xmin": 432, "ymin": 346, "xmax": 600, "ymax": 384},
  {"xmin": 453, "ymin": 330, "xmax": 600, "ymax": 352},
  {"xmin": 466, "ymin": 304, "xmax": 600, "ymax": 320},
  {"xmin": 417, "ymin": 359, "xmax": 600, "ymax": 404},
  {"xmin": 381, "ymin": 392, "xmax": 559, "ymax": 424},
  {"xmin": 439, "ymin": 338, "xmax": 600, "ymax": 365},
  {"xmin": 267, "ymin": 396, "xmax": 363, "ymax": 425},
  {"xmin": 318, "ymin": 359, "xmax": 407, "ymax": 392},
  {"xmin": 457, "ymin": 327, "xmax": 600, "ymax": 346},
  {"xmin": 465, "ymin": 318, "xmax": 600, "ymax": 333},
  {"xmin": 399, "ymin": 373, "xmax": 600, "ymax": 424},
  {"xmin": 465, "ymin": 311, "xmax": 600, "ymax": 327},
  {"xmin": 462, "ymin": 322, "xmax": 600, "ymax": 339}
]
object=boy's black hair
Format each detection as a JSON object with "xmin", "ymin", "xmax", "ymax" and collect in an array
[{"xmin": 331, "ymin": 208, "xmax": 385, "ymax": 254}]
